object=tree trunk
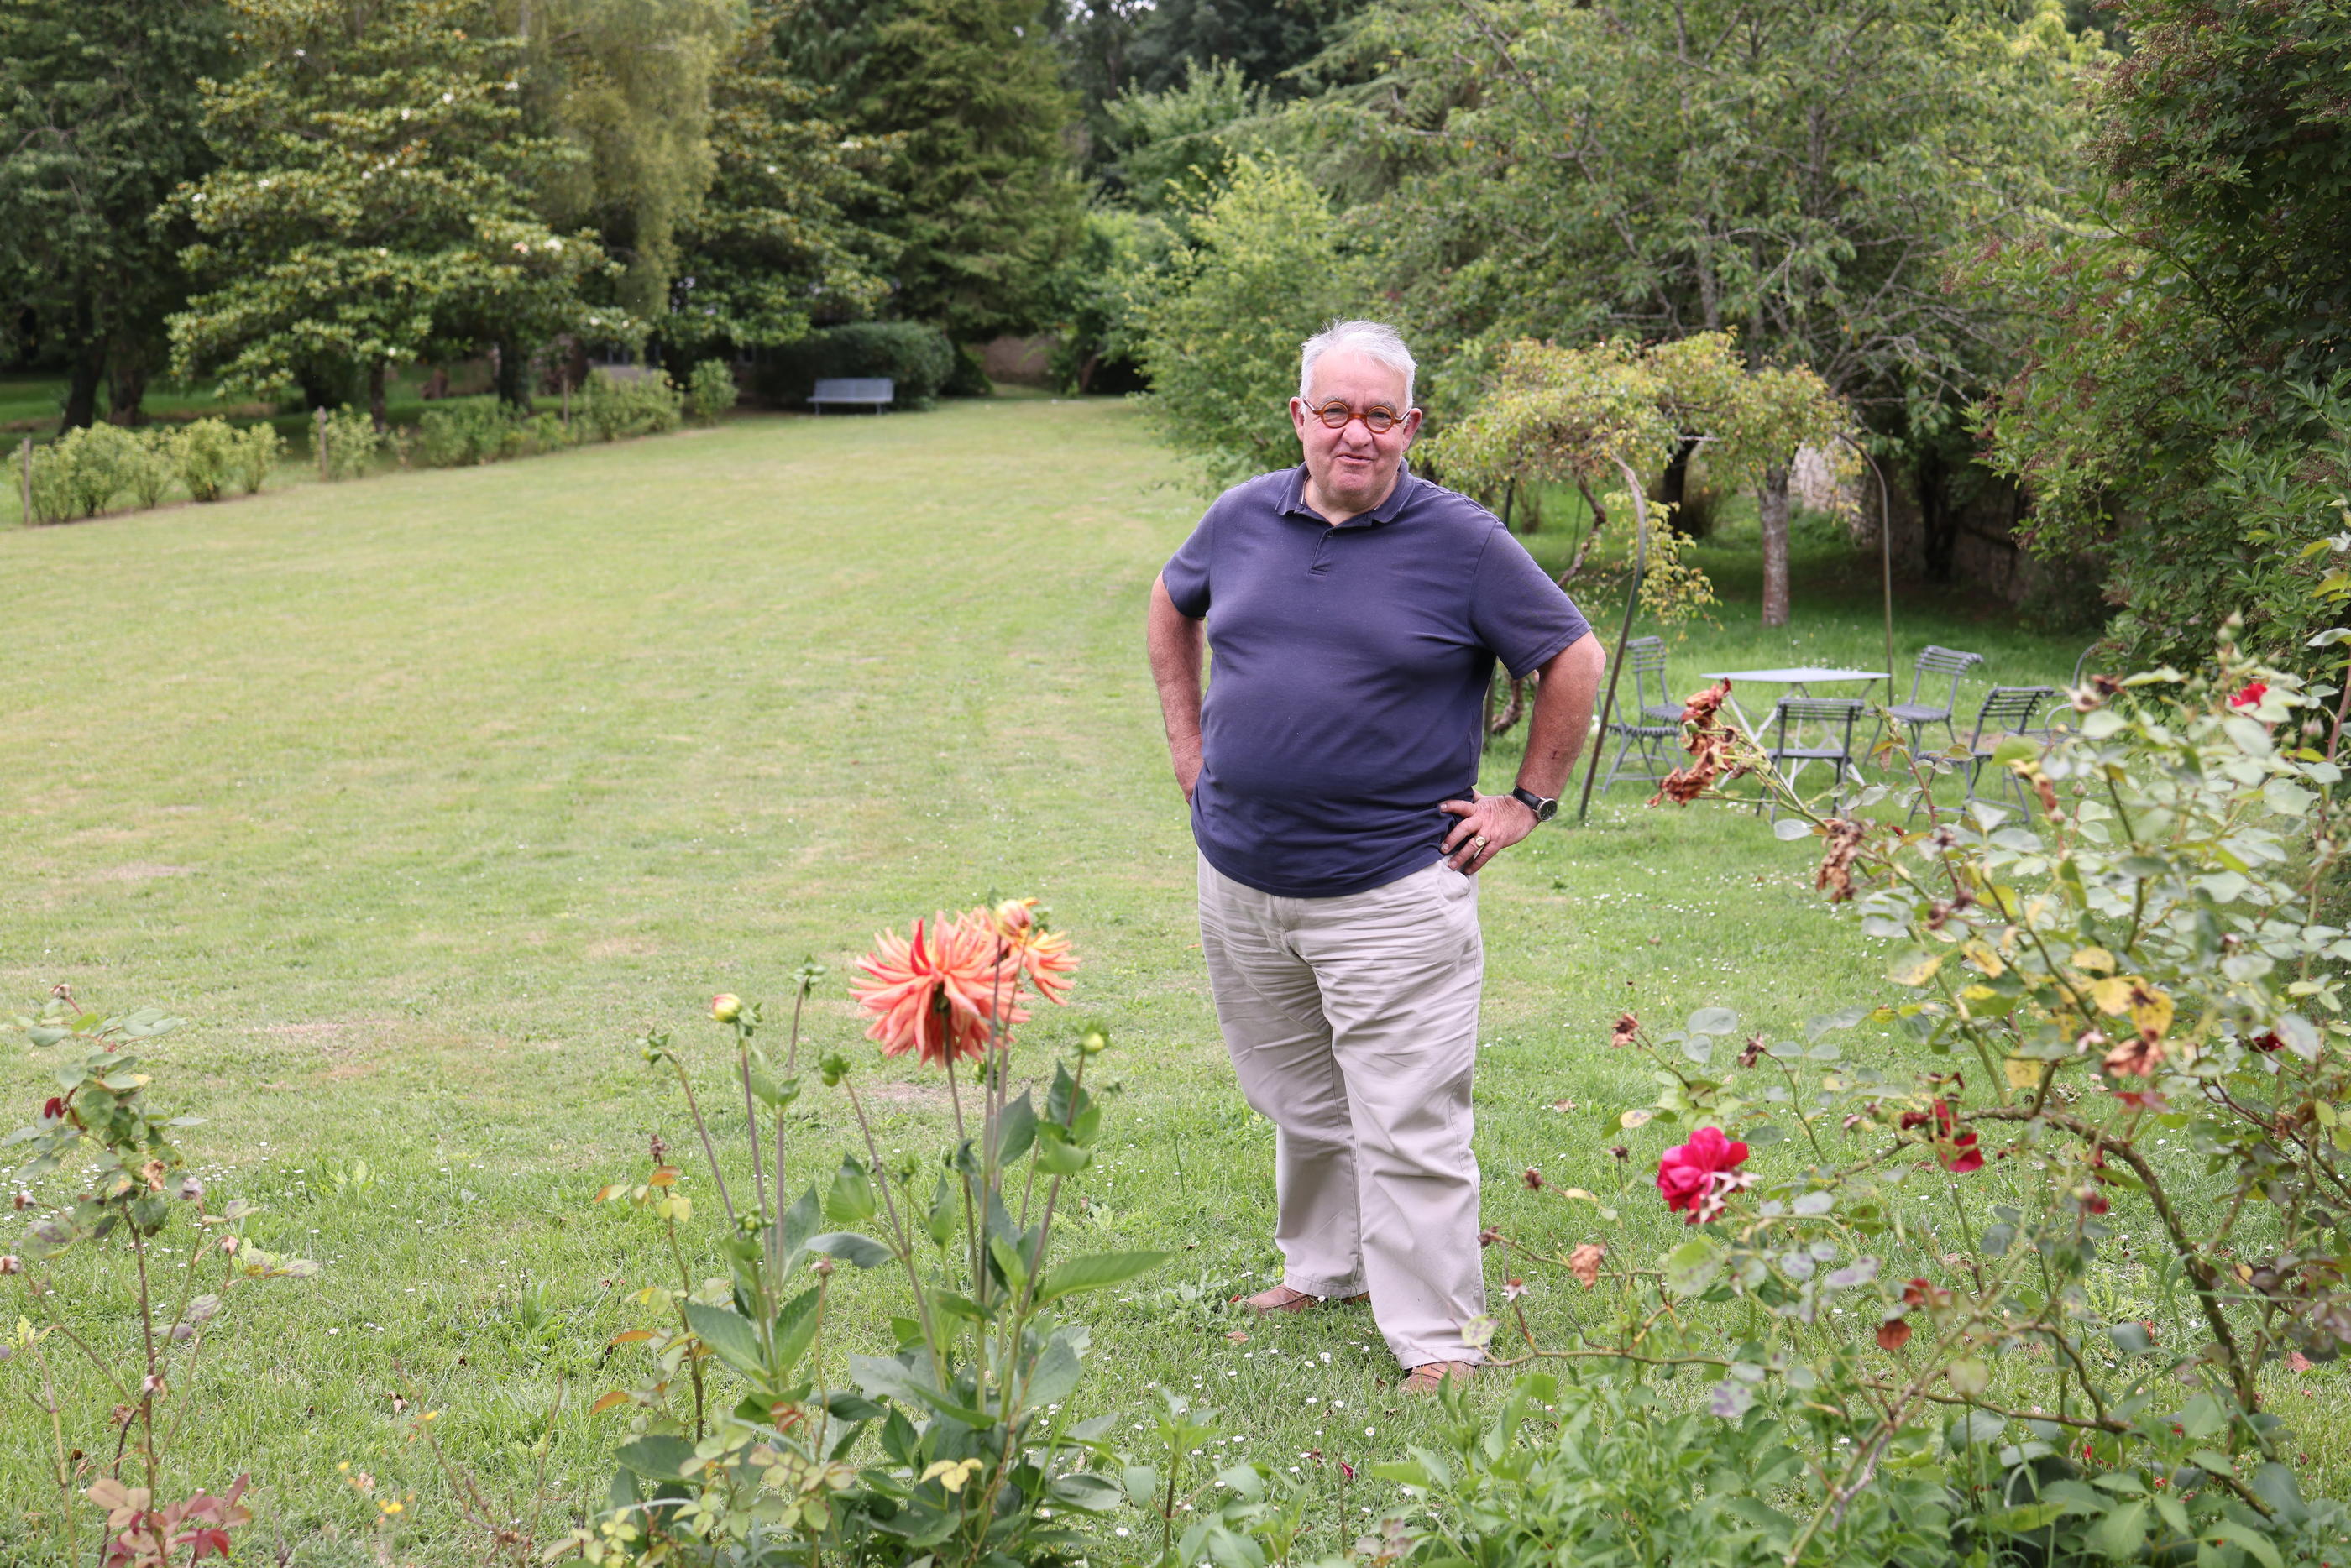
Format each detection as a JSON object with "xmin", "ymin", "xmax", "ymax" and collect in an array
[
  {"xmin": 1916, "ymin": 448, "xmax": 1955, "ymax": 583},
  {"xmin": 367, "ymin": 361, "xmax": 389, "ymax": 431},
  {"xmin": 60, "ymin": 337, "xmax": 105, "ymax": 433},
  {"xmin": 494, "ymin": 339, "xmax": 531, "ymax": 411},
  {"xmin": 1759, "ymin": 463, "xmax": 1792, "ymax": 627},
  {"xmin": 107, "ymin": 337, "xmax": 150, "ymax": 426},
  {"xmin": 1657, "ymin": 437, "xmax": 1698, "ymax": 522}
]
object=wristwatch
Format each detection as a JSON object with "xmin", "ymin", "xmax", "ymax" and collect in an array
[{"xmin": 1511, "ymin": 786, "xmax": 1559, "ymax": 823}]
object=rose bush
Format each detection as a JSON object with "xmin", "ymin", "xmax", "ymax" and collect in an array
[{"xmin": 1442, "ymin": 623, "xmax": 2351, "ymax": 1565}]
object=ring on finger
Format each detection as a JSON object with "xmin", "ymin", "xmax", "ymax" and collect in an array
[{"xmin": 1471, "ymin": 835, "xmax": 1490, "ymax": 849}]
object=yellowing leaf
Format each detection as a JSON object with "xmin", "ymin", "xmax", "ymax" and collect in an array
[
  {"xmin": 2091, "ymin": 976, "xmax": 2136, "ymax": 1016},
  {"xmin": 2128, "ymin": 984, "xmax": 2176, "ymax": 1041},
  {"xmin": 2071, "ymin": 946, "xmax": 2117, "ymax": 975},
  {"xmin": 1888, "ymin": 951, "xmax": 1944, "ymax": 988},
  {"xmin": 1962, "ymin": 939, "xmax": 2006, "ymax": 979},
  {"xmin": 647, "ymin": 1166, "xmax": 680, "ymax": 1188},
  {"xmin": 590, "ymin": 1391, "xmax": 633, "ymax": 1415},
  {"xmin": 2003, "ymin": 1058, "xmax": 2042, "ymax": 1090}
]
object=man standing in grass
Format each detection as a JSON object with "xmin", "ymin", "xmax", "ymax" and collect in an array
[{"xmin": 1144, "ymin": 320, "xmax": 1607, "ymax": 1393}]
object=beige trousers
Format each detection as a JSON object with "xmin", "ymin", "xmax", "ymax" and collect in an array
[{"xmin": 1196, "ymin": 854, "xmax": 1487, "ymax": 1368}]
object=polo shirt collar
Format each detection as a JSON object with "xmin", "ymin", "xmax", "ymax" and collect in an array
[{"xmin": 1278, "ymin": 464, "xmax": 1417, "ymax": 528}]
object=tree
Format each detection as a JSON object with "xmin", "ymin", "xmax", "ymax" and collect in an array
[
  {"xmin": 1128, "ymin": 157, "xmax": 1368, "ymax": 487},
  {"xmin": 170, "ymin": 0, "xmax": 613, "ymax": 423},
  {"xmin": 0, "ymin": 1, "xmax": 226, "ymax": 430},
  {"xmin": 822, "ymin": 0, "xmax": 1085, "ymax": 342},
  {"xmin": 1322, "ymin": 0, "xmax": 2099, "ymax": 623},
  {"xmin": 513, "ymin": 0, "xmax": 739, "ymax": 338},
  {"xmin": 1980, "ymin": 0, "xmax": 2351, "ymax": 670},
  {"xmin": 660, "ymin": 0, "xmax": 895, "ymax": 367}
]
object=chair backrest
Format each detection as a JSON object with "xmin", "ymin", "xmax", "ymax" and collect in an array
[
  {"xmin": 1772, "ymin": 696, "xmax": 1866, "ymax": 750},
  {"xmin": 1906, "ymin": 645, "xmax": 1985, "ymax": 706},
  {"xmin": 1966, "ymin": 685, "xmax": 2056, "ymax": 746},
  {"xmin": 1625, "ymin": 635, "xmax": 1670, "ymax": 712}
]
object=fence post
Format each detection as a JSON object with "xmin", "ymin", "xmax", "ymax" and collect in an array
[
  {"xmin": 315, "ymin": 406, "xmax": 330, "ymax": 480},
  {"xmin": 17, "ymin": 436, "xmax": 29, "ymax": 525}
]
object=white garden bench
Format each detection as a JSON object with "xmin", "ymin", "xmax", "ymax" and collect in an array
[{"xmin": 809, "ymin": 377, "xmax": 894, "ymax": 414}]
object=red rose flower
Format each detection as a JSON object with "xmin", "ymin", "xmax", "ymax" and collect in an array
[
  {"xmin": 2229, "ymin": 682, "xmax": 2268, "ymax": 709},
  {"xmin": 1899, "ymin": 1099, "xmax": 1984, "ymax": 1173},
  {"xmin": 1656, "ymin": 1126, "xmax": 1750, "ymax": 1224}
]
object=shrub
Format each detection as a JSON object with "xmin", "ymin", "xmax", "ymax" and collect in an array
[
  {"xmin": 231, "ymin": 423, "xmax": 281, "ymax": 496},
  {"xmin": 125, "ymin": 429, "xmax": 176, "ymax": 509},
  {"xmin": 1474, "ymin": 629, "xmax": 2351, "ymax": 1567},
  {"xmin": 49, "ymin": 422, "xmax": 145, "ymax": 517},
  {"xmin": 317, "ymin": 405, "xmax": 382, "ymax": 482},
  {"xmin": 753, "ymin": 321, "xmax": 956, "ymax": 410},
  {"xmin": 578, "ymin": 370, "xmax": 683, "ymax": 442},
  {"xmin": 560, "ymin": 904, "xmax": 1151, "ymax": 1567},
  {"xmin": 417, "ymin": 401, "xmax": 516, "ymax": 467},
  {"xmin": 172, "ymin": 419, "xmax": 242, "ymax": 503},
  {"xmin": 683, "ymin": 359, "xmax": 737, "ymax": 425}
]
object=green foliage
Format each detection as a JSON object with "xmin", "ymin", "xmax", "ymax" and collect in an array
[
  {"xmin": 823, "ymin": 0, "xmax": 1086, "ymax": 340},
  {"xmin": 1101, "ymin": 60, "xmax": 1270, "ymax": 216},
  {"xmin": 124, "ymin": 430, "xmax": 178, "ymax": 510},
  {"xmin": 1129, "ymin": 157, "xmax": 1369, "ymax": 489},
  {"xmin": 578, "ymin": 370, "xmax": 684, "ymax": 442},
  {"xmin": 566, "ymin": 916, "xmax": 1157, "ymax": 1567},
  {"xmin": 317, "ymin": 406, "xmax": 384, "ymax": 483},
  {"xmin": 1045, "ymin": 207, "xmax": 1170, "ymax": 394},
  {"xmin": 1327, "ymin": 0, "xmax": 2098, "ymax": 438},
  {"xmin": 416, "ymin": 400, "xmax": 583, "ymax": 465},
  {"xmin": 170, "ymin": 418, "xmax": 242, "ymax": 504},
  {"xmin": 45, "ymin": 423, "xmax": 145, "ymax": 519},
  {"xmin": 1977, "ymin": 0, "xmax": 2351, "ymax": 672},
  {"xmin": 169, "ymin": 0, "xmax": 615, "ymax": 419},
  {"xmin": 662, "ymin": 0, "xmax": 894, "ymax": 363},
  {"xmin": 228, "ymin": 422, "xmax": 280, "ymax": 495},
  {"xmin": 1374, "ymin": 1376, "xmax": 1954, "ymax": 1566},
  {"xmin": 756, "ymin": 321, "xmax": 957, "ymax": 410},
  {"xmin": 526, "ymin": 0, "xmax": 739, "ymax": 326},
  {"xmin": 0, "ymin": 1, "xmax": 225, "ymax": 430},
  {"xmin": 4, "ymin": 994, "xmax": 314, "ymax": 1565},
  {"xmin": 683, "ymin": 361, "xmax": 738, "ymax": 425},
  {"xmin": 1501, "ymin": 635, "xmax": 2351, "ymax": 1568}
]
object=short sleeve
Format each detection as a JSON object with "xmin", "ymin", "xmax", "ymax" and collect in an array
[
  {"xmin": 1161, "ymin": 507, "xmax": 1215, "ymax": 619},
  {"xmin": 1470, "ymin": 526, "xmax": 1592, "ymax": 678}
]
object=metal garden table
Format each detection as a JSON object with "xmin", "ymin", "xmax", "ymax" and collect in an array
[{"xmin": 1699, "ymin": 666, "xmax": 1891, "ymax": 792}]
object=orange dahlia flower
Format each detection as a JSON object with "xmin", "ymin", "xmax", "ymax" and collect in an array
[
  {"xmin": 986, "ymin": 897, "xmax": 1079, "ymax": 1006},
  {"xmin": 851, "ymin": 913, "xmax": 1028, "ymax": 1067}
]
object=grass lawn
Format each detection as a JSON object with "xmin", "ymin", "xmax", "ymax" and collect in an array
[{"xmin": 0, "ymin": 398, "xmax": 2335, "ymax": 1564}]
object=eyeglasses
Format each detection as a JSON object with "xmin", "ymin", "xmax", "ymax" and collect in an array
[{"xmin": 1306, "ymin": 400, "xmax": 1406, "ymax": 436}]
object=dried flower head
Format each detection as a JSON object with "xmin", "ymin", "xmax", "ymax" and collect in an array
[
  {"xmin": 1567, "ymin": 1243, "xmax": 1605, "ymax": 1288},
  {"xmin": 1608, "ymin": 1012, "xmax": 1639, "ymax": 1048},
  {"xmin": 1814, "ymin": 818, "xmax": 1867, "ymax": 903}
]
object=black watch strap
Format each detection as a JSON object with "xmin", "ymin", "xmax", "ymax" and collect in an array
[{"xmin": 1511, "ymin": 786, "xmax": 1559, "ymax": 822}]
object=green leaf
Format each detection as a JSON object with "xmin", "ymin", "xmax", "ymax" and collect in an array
[
  {"xmin": 615, "ymin": 1435, "xmax": 696, "ymax": 1482},
  {"xmin": 771, "ymin": 1286, "xmax": 822, "ymax": 1372},
  {"xmin": 1662, "ymin": 1237, "xmax": 1721, "ymax": 1296},
  {"xmin": 825, "ymin": 1155, "xmax": 877, "ymax": 1226},
  {"xmin": 1025, "ymin": 1327, "xmax": 1085, "ymax": 1405},
  {"xmin": 2087, "ymin": 1501, "xmax": 2146, "ymax": 1560},
  {"xmin": 2206, "ymin": 1522, "xmax": 2284, "ymax": 1568},
  {"xmin": 1033, "ymin": 1250, "xmax": 1170, "ymax": 1305},
  {"xmin": 779, "ymin": 1184, "xmax": 822, "ymax": 1257},
  {"xmin": 997, "ymin": 1090, "xmax": 1038, "ymax": 1165},
  {"xmin": 1034, "ymin": 1126, "xmax": 1090, "ymax": 1174},
  {"xmin": 2106, "ymin": 1321, "xmax": 2152, "ymax": 1355},
  {"xmin": 746, "ymin": 1068, "xmax": 799, "ymax": 1108},
  {"xmin": 1687, "ymin": 1006, "xmax": 1739, "ymax": 1036},
  {"xmin": 808, "ymin": 1231, "xmax": 892, "ymax": 1268},
  {"xmin": 1946, "ymin": 1357, "xmax": 1991, "ymax": 1398},
  {"xmin": 1772, "ymin": 818, "xmax": 1814, "ymax": 841},
  {"xmin": 684, "ymin": 1303, "xmax": 767, "ymax": 1378}
]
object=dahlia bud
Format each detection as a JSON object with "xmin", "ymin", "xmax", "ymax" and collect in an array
[
  {"xmin": 709, "ymin": 993, "xmax": 742, "ymax": 1024},
  {"xmin": 1079, "ymin": 1027, "xmax": 1108, "ymax": 1057},
  {"xmin": 812, "ymin": 1255, "xmax": 835, "ymax": 1278}
]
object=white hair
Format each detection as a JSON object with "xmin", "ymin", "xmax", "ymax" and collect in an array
[{"xmin": 1298, "ymin": 320, "xmax": 1417, "ymax": 408}]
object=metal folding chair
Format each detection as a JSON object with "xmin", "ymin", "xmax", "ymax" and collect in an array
[
  {"xmin": 1889, "ymin": 645, "xmax": 1985, "ymax": 755},
  {"xmin": 1962, "ymin": 686, "xmax": 2061, "ymax": 805},
  {"xmin": 1767, "ymin": 697, "xmax": 1867, "ymax": 808},
  {"xmin": 1598, "ymin": 636, "xmax": 1684, "ymax": 790}
]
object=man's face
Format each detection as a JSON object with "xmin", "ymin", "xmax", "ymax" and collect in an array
[{"xmin": 1289, "ymin": 349, "xmax": 1422, "ymax": 517}]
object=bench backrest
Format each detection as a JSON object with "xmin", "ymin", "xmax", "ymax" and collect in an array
[{"xmin": 812, "ymin": 378, "xmax": 895, "ymax": 401}]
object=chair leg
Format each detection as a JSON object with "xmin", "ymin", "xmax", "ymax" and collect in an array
[{"xmin": 1600, "ymin": 729, "xmax": 1634, "ymax": 792}]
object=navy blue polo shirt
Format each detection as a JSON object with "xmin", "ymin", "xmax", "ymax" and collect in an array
[{"xmin": 1162, "ymin": 464, "xmax": 1591, "ymax": 898}]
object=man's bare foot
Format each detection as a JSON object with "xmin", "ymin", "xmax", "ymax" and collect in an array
[
  {"xmin": 1244, "ymin": 1285, "xmax": 1369, "ymax": 1315},
  {"xmin": 1401, "ymin": 1361, "xmax": 1479, "ymax": 1393}
]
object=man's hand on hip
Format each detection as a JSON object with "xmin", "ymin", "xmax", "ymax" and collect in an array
[{"xmin": 1439, "ymin": 791, "xmax": 1537, "ymax": 875}]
